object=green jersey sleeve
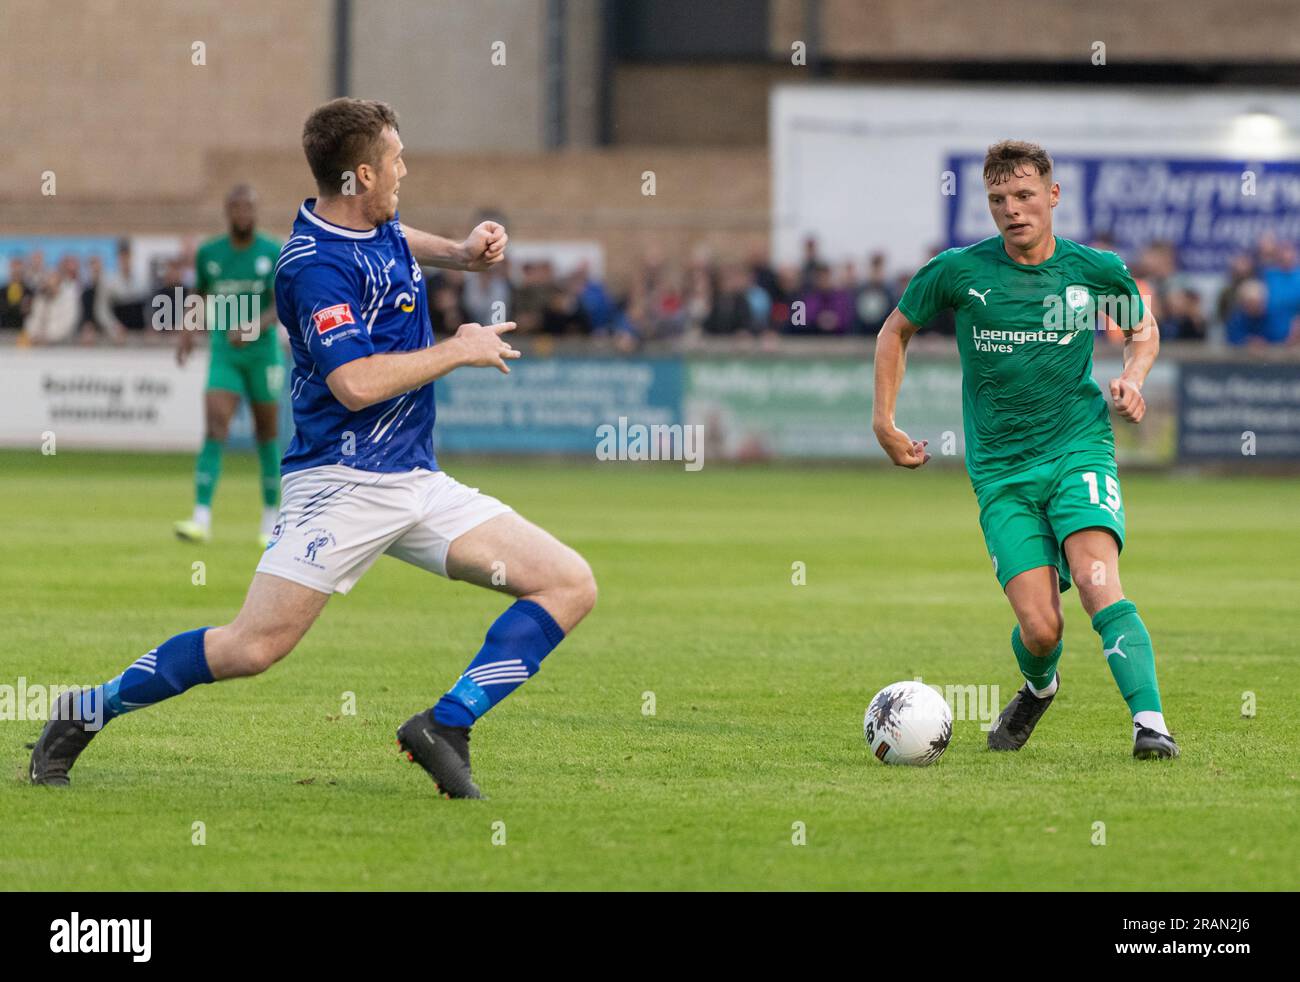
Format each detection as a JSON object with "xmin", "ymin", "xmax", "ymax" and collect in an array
[
  {"xmin": 1100, "ymin": 251, "xmax": 1146, "ymax": 330},
  {"xmin": 897, "ymin": 249, "xmax": 958, "ymax": 328},
  {"xmin": 193, "ymin": 243, "xmax": 210, "ymax": 296}
]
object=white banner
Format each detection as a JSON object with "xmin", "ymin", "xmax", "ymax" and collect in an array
[{"xmin": 0, "ymin": 346, "xmax": 205, "ymax": 451}]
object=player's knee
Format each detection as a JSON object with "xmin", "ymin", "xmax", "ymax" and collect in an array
[
  {"xmin": 556, "ymin": 549, "xmax": 596, "ymax": 616},
  {"xmin": 1020, "ymin": 610, "xmax": 1063, "ymax": 656},
  {"xmin": 540, "ymin": 551, "xmax": 596, "ymax": 628},
  {"xmin": 233, "ymin": 632, "xmax": 295, "ymax": 677},
  {"xmin": 1075, "ymin": 572, "xmax": 1123, "ymax": 617},
  {"xmin": 205, "ymin": 421, "xmax": 229, "ymax": 442}
]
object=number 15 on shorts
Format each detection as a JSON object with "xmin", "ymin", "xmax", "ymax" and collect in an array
[{"xmin": 1082, "ymin": 471, "xmax": 1121, "ymax": 517}]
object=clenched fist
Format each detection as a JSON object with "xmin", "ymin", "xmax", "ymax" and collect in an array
[{"xmin": 1109, "ymin": 377, "xmax": 1145, "ymax": 423}]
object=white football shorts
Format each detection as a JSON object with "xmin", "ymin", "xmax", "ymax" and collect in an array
[{"xmin": 255, "ymin": 464, "xmax": 513, "ymax": 595}]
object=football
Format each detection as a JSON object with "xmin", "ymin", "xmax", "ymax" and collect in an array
[{"xmin": 863, "ymin": 681, "xmax": 954, "ymax": 766}]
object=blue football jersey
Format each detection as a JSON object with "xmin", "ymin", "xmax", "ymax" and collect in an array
[{"xmin": 274, "ymin": 199, "xmax": 437, "ymax": 475}]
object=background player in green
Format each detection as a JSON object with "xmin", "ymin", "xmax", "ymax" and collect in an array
[
  {"xmin": 872, "ymin": 140, "xmax": 1179, "ymax": 760},
  {"xmin": 175, "ymin": 184, "xmax": 284, "ymax": 545}
]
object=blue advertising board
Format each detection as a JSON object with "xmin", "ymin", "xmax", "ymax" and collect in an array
[
  {"xmin": 1178, "ymin": 362, "xmax": 1300, "ymax": 460},
  {"xmin": 433, "ymin": 357, "xmax": 684, "ymax": 454}
]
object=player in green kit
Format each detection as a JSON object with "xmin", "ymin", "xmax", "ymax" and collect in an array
[
  {"xmin": 175, "ymin": 184, "xmax": 285, "ymax": 545},
  {"xmin": 872, "ymin": 140, "xmax": 1178, "ymax": 760}
]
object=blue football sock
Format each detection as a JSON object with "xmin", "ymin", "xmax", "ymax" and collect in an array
[
  {"xmin": 78, "ymin": 627, "xmax": 215, "ymax": 729},
  {"xmin": 432, "ymin": 600, "xmax": 565, "ymax": 728}
]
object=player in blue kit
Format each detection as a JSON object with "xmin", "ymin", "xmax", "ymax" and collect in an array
[{"xmin": 30, "ymin": 99, "xmax": 597, "ymax": 798}]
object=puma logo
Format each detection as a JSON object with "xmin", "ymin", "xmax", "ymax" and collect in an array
[
  {"xmin": 968, "ymin": 288, "xmax": 991, "ymax": 305},
  {"xmin": 1103, "ymin": 635, "xmax": 1127, "ymax": 661}
]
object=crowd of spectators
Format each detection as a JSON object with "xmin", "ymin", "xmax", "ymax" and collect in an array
[
  {"xmin": 0, "ymin": 239, "xmax": 189, "ymax": 347},
  {"xmin": 4, "ymin": 232, "xmax": 1300, "ymax": 351}
]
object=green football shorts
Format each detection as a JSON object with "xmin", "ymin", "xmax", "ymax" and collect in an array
[
  {"xmin": 207, "ymin": 342, "xmax": 285, "ymax": 404},
  {"xmin": 975, "ymin": 448, "xmax": 1126, "ymax": 593}
]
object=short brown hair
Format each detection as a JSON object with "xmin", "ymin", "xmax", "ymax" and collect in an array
[
  {"xmin": 301, "ymin": 98, "xmax": 399, "ymax": 195},
  {"xmin": 983, "ymin": 140, "xmax": 1052, "ymax": 186}
]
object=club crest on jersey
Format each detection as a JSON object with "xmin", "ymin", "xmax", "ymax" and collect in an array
[
  {"xmin": 313, "ymin": 303, "xmax": 356, "ymax": 335},
  {"xmin": 1065, "ymin": 285, "xmax": 1090, "ymax": 310}
]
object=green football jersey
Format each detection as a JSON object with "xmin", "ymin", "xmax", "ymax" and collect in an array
[
  {"xmin": 897, "ymin": 235, "xmax": 1145, "ymax": 490},
  {"xmin": 193, "ymin": 232, "xmax": 281, "ymax": 350}
]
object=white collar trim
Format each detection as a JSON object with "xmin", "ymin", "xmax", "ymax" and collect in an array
[{"xmin": 299, "ymin": 199, "xmax": 377, "ymax": 239}]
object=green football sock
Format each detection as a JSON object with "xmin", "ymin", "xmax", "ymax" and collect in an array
[
  {"xmin": 195, "ymin": 438, "xmax": 223, "ymax": 508},
  {"xmin": 1092, "ymin": 599, "xmax": 1162, "ymax": 716},
  {"xmin": 1011, "ymin": 625, "xmax": 1062, "ymax": 691},
  {"xmin": 257, "ymin": 439, "xmax": 280, "ymax": 508}
]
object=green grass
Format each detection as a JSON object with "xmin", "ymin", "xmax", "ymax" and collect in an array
[{"xmin": 1, "ymin": 449, "xmax": 1297, "ymax": 890}]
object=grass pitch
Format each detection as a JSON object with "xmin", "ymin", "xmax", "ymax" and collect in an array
[{"xmin": 2, "ymin": 449, "xmax": 1296, "ymax": 890}]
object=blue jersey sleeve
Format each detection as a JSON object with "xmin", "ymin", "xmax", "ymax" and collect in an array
[{"xmin": 284, "ymin": 256, "xmax": 374, "ymax": 376}]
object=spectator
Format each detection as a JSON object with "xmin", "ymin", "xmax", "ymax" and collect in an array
[
  {"xmin": 746, "ymin": 246, "xmax": 778, "ymax": 299},
  {"xmin": 682, "ymin": 262, "xmax": 715, "ymax": 334},
  {"xmin": 542, "ymin": 272, "xmax": 592, "ymax": 337},
  {"xmin": 511, "ymin": 260, "xmax": 552, "ymax": 334},
  {"xmin": 767, "ymin": 264, "xmax": 801, "ymax": 332},
  {"xmin": 78, "ymin": 254, "xmax": 127, "ymax": 345},
  {"xmin": 1160, "ymin": 287, "xmax": 1208, "ymax": 343},
  {"xmin": 854, "ymin": 252, "xmax": 895, "ymax": 335},
  {"xmin": 99, "ymin": 239, "xmax": 146, "ymax": 330},
  {"xmin": 741, "ymin": 265, "xmax": 772, "ymax": 330},
  {"xmin": 1216, "ymin": 253, "xmax": 1255, "ymax": 326},
  {"xmin": 703, "ymin": 264, "xmax": 761, "ymax": 336},
  {"xmin": 1, "ymin": 256, "xmax": 32, "ymax": 329},
  {"xmin": 1257, "ymin": 240, "xmax": 1300, "ymax": 343},
  {"xmin": 426, "ymin": 268, "xmax": 470, "ymax": 337},
  {"xmin": 147, "ymin": 257, "xmax": 187, "ymax": 344},
  {"xmin": 1226, "ymin": 279, "xmax": 1295, "ymax": 346},
  {"xmin": 794, "ymin": 262, "xmax": 854, "ymax": 335},
  {"xmin": 629, "ymin": 250, "xmax": 685, "ymax": 340},
  {"xmin": 573, "ymin": 261, "xmax": 633, "ymax": 339},
  {"xmin": 78, "ymin": 254, "xmax": 101, "ymax": 344},
  {"xmin": 23, "ymin": 262, "xmax": 81, "ymax": 345},
  {"xmin": 462, "ymin": 262, "xmax": 512, "ymax": 328},
  {"xmin": 800, "ymin": 236, "xmax": 822, "ymax": 290},
  {"xmin": 24, "ymin": 250, "xmax": 47, "ymax": 292}
]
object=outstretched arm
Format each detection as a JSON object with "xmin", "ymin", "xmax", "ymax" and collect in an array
[
  {"xmin": 327, "ymin": 321, "xmax": 519, "ymax": 411},
  {"xmin": 872, "ymin": 306, "xmax": 931, "ymax": 468},
  {"xmin": 400, "ymin": 222, "xmax": 508, "ymax": 272}
]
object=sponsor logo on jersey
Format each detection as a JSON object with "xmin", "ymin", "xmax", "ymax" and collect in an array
[
  {"xmin": 394, "ymin": 291, "xmax": 415, "ymax": 313},
  {"xmin": 319, "ymin": 328, "xmax": 362, "ymax": 348},
  {"xmin": 972, "ymin": 325, "xmax": 1083, "ymax": 353},
  {"xmin": 313, "ymin": 303, "xmax": 356, "ymax": 335}
]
